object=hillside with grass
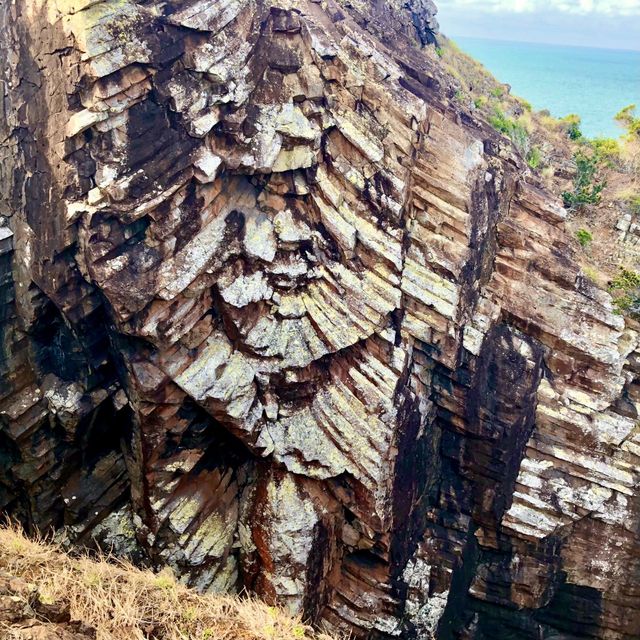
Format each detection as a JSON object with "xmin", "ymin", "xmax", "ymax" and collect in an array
[
  {"xmin": 435, "ymin": 36, "xmax": 640, "ymax": 314},
  {"xmin": 0, "ymin": 525, "xmax": 338, "ymax": 640}
]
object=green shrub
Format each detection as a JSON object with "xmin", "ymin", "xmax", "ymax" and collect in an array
[
  {"xmin": 590, "ymin": 137, "xmax": 621, "ymax": 165},
  {"xmin": 435, "ymin": 46, "xmax": 444, "ymax": 58},
  {"xmin": 562, "ymin": 114, "xmax": 583, "ymax": 140},
  {"xmin": 615, "ymin": 104, "xmax": 640, "ymax": 136},
  {"xmin": 474, "ymin": 96, "xmax": 487, "ymax": 109},
  {"xmin": 610, "ymin": 267, "xmax": 640, "ymax": 290},
  {"xmin": 489, "ymin": 109, "xmax": 529, "ymax": 153},
  {"xmin": 609, "ymin": 267, "xmax": 640, "ymax": 317},
  {"xmin": 526, "ymin": 146, "xmax": 542, "ymax": 170},
  {"xmin": 489, "ymin": 110, "xmax": 511, "ymax": 134},
  {"xmin": 562, "ymin": 151, "xmax": 605, "ymax": 211},
  {"xmin": 490, "ymin": 86, "xmax": 504, "ymax": 98},
  {"xmin": 576, "ymin": 228, "xmax": 593, "ymax": 247}
]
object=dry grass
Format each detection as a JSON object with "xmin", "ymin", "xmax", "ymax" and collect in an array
[{"xmin": 0, "ymin": 524, "xmax": 338, "ymax": 640}]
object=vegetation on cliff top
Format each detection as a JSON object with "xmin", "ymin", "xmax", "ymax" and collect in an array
[
  {"xmin": 434, "ymin": 37, "xmax": 640, "ymax": 311},
  {"xmin": 0, "ymin": 524, "xmax": 337, "ymax": 640}
]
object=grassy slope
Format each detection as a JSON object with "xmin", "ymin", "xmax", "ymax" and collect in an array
[
  {"xmin": 434, "ymin": 36, "xmax": 640, "ymax": 289},
  {"xmin": 0, "ymin": 525, "xmax": 338, "ymax": 640}
]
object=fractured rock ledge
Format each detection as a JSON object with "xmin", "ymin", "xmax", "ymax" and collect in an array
[{"xmin": 0, "ymin": 0, "xmax": 638, "ymax": 639}]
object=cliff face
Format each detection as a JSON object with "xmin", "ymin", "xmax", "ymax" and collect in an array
[{"xmin": 0, "ymin": 1, "xmax": 638, "ymax": 638}]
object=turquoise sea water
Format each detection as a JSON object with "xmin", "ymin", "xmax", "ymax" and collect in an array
[{"xmin": 454, "ymin": 37, "xmax": 640, "ymax": 139}]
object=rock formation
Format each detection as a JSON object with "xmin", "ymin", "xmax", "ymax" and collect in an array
[{"xmin": 0, "ymin": 0, "xmax": 638, "ymax": 638}]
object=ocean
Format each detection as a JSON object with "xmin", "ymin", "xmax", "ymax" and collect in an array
[{"xmin": 454, "ymin": 37, "xmax": 640, "ymax": 139}]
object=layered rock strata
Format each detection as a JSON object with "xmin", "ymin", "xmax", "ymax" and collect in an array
[{"xmin": 0, "ymin": 0, "xmax": 638, "ymax": 638}]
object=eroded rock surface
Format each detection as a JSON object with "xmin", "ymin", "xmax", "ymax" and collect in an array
[{"xmin": 1, "ymin": 0, "xmax": 638, "ymax": 638}]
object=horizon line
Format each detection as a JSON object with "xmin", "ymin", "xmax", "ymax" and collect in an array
[{"xmin": 443, "ymin": 33, "xmax": 640, "ymax": 54}]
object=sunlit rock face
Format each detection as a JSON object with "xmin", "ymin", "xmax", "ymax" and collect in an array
[{"xmin": 1, "ymin": 1, "xmax": 639, "ymax": 638}]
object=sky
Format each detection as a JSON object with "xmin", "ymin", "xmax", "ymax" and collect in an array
[{"xmin": 436, "ymin": 0, "xmax": 640, "ymax": 50}]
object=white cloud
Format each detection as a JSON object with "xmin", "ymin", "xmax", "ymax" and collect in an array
[{"xmin": 439, "ymin": 0, "xmax": 640, "ymax": 16}]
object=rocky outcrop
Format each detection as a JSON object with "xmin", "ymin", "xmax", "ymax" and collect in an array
[{"xmin": 1, "ymin": 1, "xmax": 638, "ymax": 638}]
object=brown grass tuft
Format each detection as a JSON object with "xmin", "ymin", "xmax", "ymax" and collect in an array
[{"xmin": 0, "ymin": 523, "xmax": 340, "ymax": 640}]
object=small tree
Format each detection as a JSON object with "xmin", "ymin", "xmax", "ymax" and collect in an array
[
  {"xmin": 562, "ymin": 151, "xmax": 605, "ymax": 211},
  {"xmin": 562, "ymin": 114, "xmax": 583, "ymax": 140}
]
